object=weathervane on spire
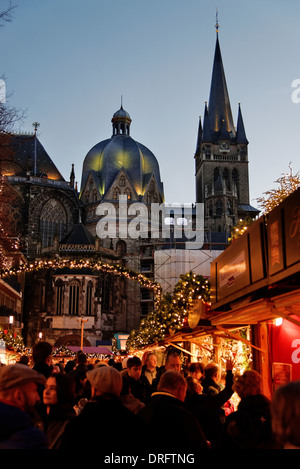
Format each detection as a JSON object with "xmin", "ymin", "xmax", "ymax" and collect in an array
[{"xmin": 215, "ymin": 8, "xmax": 219, "ymax": 34}]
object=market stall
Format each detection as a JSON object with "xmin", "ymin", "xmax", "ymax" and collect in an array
[{"xmin": 209, "ymin": 187, "xmax": 300, "ymax": 395}]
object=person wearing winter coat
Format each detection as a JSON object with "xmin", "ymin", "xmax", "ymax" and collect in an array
[
  {"xmin": 59, "ymin": 365, "xmax": 146, "ymax": 453},
  {"xmin": 221, "ymin": 369, "xmax": 274, "ymax": 449},
  {"xmin": 36, "ymin": 373, "xmax": 76, "ymax": 449},
  {"xmin": 0, "ymin": 364, "xmax": 48, "ymax": 449},
  {"xmin": 185, "ymin": 359, "xmax": 234, "ymax": 448},
  {"xmin": 139, "ymin": 370, "xmax": 210, "ymax": 452}
]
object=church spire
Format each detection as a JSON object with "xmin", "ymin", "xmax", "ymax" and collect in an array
[
  {"xmin": 207, "ymin": 32, "xmax": 235, "ymax": 140},
  {"xmin": 236, "ymin": 103, "xmax": 248, "ymax": 144},
  {"xmin": 194, "ymin": 115, "xmax": 202, "ymax": 158}
]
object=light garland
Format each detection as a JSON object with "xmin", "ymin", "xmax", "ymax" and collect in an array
[
  {"xmin": 0, "ymin": 326, "xmax": 26, "ymax": 353},
  {"xmin": 126, "ymin": 272, "xmax": 211, "ymax": 351},
  {"xmin": 0, "ymin": 257, "xmax": 162, "ymax": 306}
]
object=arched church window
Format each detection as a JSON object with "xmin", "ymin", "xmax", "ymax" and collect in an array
[
  {"xmin": 226, "ymin": 200, "xmax": 232, "ymax": 215},
  {"xmin": 86, "ymin": 281, "xmax": 93, "ymax": 316},
  {"xmin": 223, "ymin": 168, "xmax": 230, "ymax": 190},
  {"xmin": 40, "ymin": 199, "xmax": 67, "ymax": 248},
  {"xmin": 214, "ymin": 167, "xmax": 220, "ymax": 183},
  {"xmin": 120, "ymin": 176, "xmax": 125, "ymax": 187},
  {"xmin": 125, "ymin": 188, "xmax": 131, "ymax": 200},
  {"xmin": 116, "ymin": 240, "xmax": 127, "ymax": 256},
  {"xmin": 208, "ymin": 202, "xmax": 213, "ymax": 217},
  {"xmin": 232, "ymin": 169, "xmax": 239, "ymax": 197},
  {"xmin": 216, "ymin": 200, "xmax": 223, "ymax": 217},
  {"xmin": 55, "ymin": 279, "xmax": 64, "ymax": 315},
  {"xmin": 113, "ymin": 187, "xmax": 120, "ymax": 200},
  {"xmin": 69, "ymin": 280, "xmax": 80, "ymax": 315},
  {"xmin": 99, "ymin": 273, "xmax": 114, "ymax": 313},
  {"xmin": 92, "ymin": 190, "xmax": 97, "ymax": 202}
]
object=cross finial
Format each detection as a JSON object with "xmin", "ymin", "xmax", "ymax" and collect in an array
[
  {"xmin": 32, "ymin": 122, "xmax": 40, "ymax": 134},
  {"xmin": 215, "ymin": 8, "xmax": 219, "ymax": 34}
]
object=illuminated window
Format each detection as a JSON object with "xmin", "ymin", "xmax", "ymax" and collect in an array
[
  {"xmin": 125, "ymin": 188, "xmax": 131, "ymax": 200},
  {"xmin": 113, "ymin": 188, "xmax": 120, "ymax": 199}
]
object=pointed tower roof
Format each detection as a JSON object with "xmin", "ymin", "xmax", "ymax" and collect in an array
[
  {"xmin": 208, "ymin": 33, "xmax": 235, "ymax": 139},
  {"xmin": 60, "ymin": 222, "xmax": 95, "ymax": 246},
  {"xmin": 194, "ymin": 116, "xmax": 202, "ymax": 157},
  {"xmin": 201, "ymin": 102, "xmax": 213, "ymax": 143},
  {"xmin": 236, "ymin": 103, "xmax": 248, "ymax": 144}
]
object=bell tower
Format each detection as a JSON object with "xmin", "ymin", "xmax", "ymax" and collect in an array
[{"xmin": 195, "ymin": 22, "xmax": 258, "ymax": 239}]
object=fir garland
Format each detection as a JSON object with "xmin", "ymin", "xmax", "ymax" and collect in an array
[{"xmin": 126, "ymin": 271, "xmax": 210, "ymax": 351}]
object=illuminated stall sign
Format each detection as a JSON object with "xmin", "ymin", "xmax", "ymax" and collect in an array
[
  {"xmin": 211, "ymin": 188, "xmax": 300, "ymax": 309},
  {"xmin": 267, "ymin": 187, "xmax": 300, "ymax": 282},
  {"xmin": 211, "ymin": 217, "xmax": 267, "ymax": 308}
]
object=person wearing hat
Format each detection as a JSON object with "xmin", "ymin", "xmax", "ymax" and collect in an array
[
  {"xmin": 0, "ymin": 364, "xmax": 48, "ymax": 449},
  {"xmin": 60, "ymin": 365, "xmax": 146, "ymax": 452}
]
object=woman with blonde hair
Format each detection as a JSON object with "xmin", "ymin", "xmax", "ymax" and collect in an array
[{"xmin": 221, "ymin": 370, "xmax": 274, "ymax": 449}]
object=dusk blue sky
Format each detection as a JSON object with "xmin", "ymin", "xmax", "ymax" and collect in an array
[{"xmin": 1, "ymin": 0, "xmax": 300, "ymax": 207}]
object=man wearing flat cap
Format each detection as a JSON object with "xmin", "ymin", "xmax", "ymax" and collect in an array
[
  {"xmin": 0, "ymin": 364, "xmax": 48, "ymax": 449},
  {"xmin": 60, "ymin": 365, "xmax": 146, "ymax": 452}
]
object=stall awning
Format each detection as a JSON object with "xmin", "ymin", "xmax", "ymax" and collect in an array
[{"xmin": 210, "ymin": 288, "xmax": 300, "ymax": 328}]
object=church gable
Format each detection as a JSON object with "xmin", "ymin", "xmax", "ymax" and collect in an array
[
  {"xmin": 104, "ymin": 168, "xmax": 139, "ymax": 202},
  {"xmin": 142, "ymin": 173, "xmax": 162, "ymax": 205},
  {"xmin": 80, "ymin": 171, "xmax": 102, "ymax": 205}
]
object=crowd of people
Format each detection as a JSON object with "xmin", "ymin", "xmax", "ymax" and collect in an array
[{"xmin": 0, "ymin": 341, "xmax": 299, "ymax": 451}]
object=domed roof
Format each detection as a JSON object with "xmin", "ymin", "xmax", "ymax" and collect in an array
[
  {"xmin": 112, "ymin": 106, "xmax": 131, "ymax": 120},
  {"xmin": 80, "ymin": 107, "xmax": 164, "ymax": 201}
]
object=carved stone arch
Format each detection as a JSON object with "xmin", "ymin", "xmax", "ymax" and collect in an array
[
  {"xmin": 28, "ymin": 189, "xmax": 78, "ymax": 249},
  {"xmin": 30, "ymin": 189, "xmax": 78, "ymax": 228}
]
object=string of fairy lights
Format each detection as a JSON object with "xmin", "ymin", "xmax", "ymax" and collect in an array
[
  {"xmin": 0, "ymin": 257, "xmax": 162, "ymax": 305},
  {"xmin": 126, "ymin": 272, "xmax": 211, "ymax": 351}
]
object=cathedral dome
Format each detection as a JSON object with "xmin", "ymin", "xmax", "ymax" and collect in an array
[{"xmin": 80, "ymin": 107, "xmax": 164, "ymax": 201}]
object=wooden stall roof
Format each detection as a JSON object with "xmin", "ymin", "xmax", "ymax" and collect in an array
[
  {"xmin": 141, "ymin": 287, "xmax": 300, "ymax": 357},
  {"xmin": 210, "ymin": 287, "xmax": 300, "ymax": 328}
]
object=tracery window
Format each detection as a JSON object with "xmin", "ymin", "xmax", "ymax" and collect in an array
[
  {"xmin": 55, "ymin": 279, "xmax": 64, "ymax": 315},
  {"xmin": 69, "ymin": 280, "xmax": 80, "ymax": 315},
  {"xmin": 40, "ymin": 199, "xmax": 67, "ymax": 248}
]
